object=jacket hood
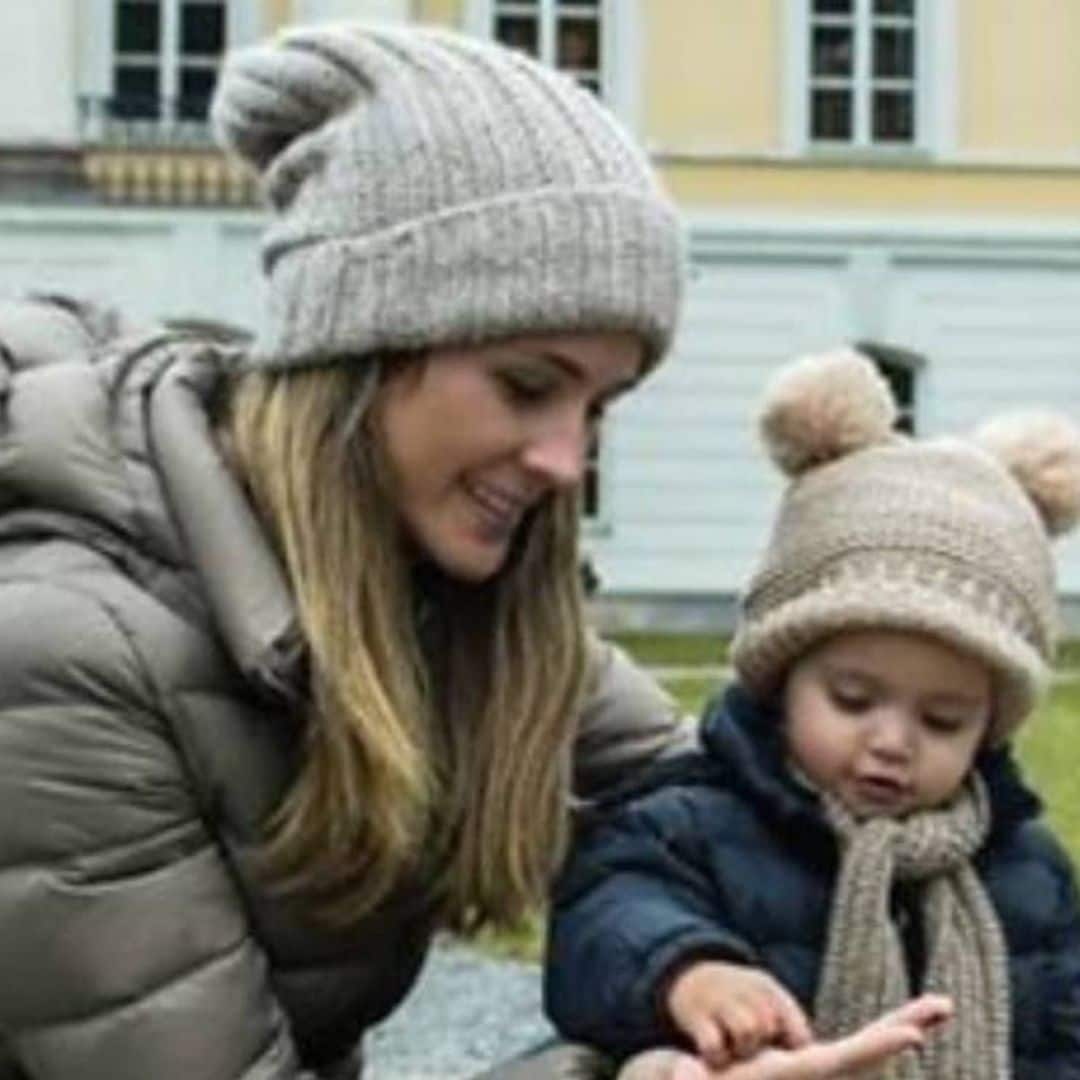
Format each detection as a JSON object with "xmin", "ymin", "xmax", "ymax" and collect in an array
[
  {"xmin": 0, "ymin": 297, "xmax": 304, "ymax": 702},
  {"xmin": 701, "ymin": 682, "xmax": 1043, "ymax": 848}
]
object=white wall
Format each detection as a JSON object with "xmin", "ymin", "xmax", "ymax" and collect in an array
[
  {"xmin": 0, "ymin": 0, "xmax": 78, "ymax": 143},
  {"xmin": 5, "ymin": 203, "xmax": 1080, "ymax": 625},
  {"xmin": 587, "ymin": 213, "xmax": 1080, "ymax": 617},
  {"xmin": 0, "ymin": 205, "xmax": 264, "ymax": 330}
]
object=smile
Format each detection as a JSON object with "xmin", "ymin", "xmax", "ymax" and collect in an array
[{"xmin": 463, "ymin": 479, "xmax": 528, "ymax": 537}]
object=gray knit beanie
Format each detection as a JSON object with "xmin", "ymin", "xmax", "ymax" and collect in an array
[
  {"xmin": 209, "ymin": 21, "xmax": 684, "ymax": 370},
  {"xmin": 732, "ymin": 347, "xmax": 1080, "ymax": 742}
]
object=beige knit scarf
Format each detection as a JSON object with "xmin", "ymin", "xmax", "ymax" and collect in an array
[{"xmin": 813, "ymin": 776, "xmax": 1012, "ymax": 1079}]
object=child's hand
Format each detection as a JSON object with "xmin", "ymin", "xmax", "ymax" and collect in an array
[
  {"xmin": 619, "ymin": 992, "xmax": 953, "ymax": 1080},
  {"xmin": 666, "ymin": 961, "xmax": 813, "ymax": 1068}
]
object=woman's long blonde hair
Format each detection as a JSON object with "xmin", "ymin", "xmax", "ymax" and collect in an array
[{"xmin": 223, "ymin": 360, "xmax": 588, "ymax": 930}]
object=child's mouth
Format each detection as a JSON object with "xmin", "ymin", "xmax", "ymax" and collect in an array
[{"xmin": 852, "ymin": 774, "xmax": 909, "ymax": 809}]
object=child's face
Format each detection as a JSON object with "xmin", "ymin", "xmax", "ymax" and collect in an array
[{"xmin": 783, "ymin": 629, "xmax": 992, "ymax": 817}]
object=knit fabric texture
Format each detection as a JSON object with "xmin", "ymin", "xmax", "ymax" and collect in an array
[
  {"xmin": 815, "ymin": 777, "xmax": 1012, "ymax": 1079},
  {"xmin": 731, "ymin": 362, "xmax": 1066, "ymax": 742},
  {"xmin": 210, "ymin": 22, "xmax": 684, "ymax": 371}
]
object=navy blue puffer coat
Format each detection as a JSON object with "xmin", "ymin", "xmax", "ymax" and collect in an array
[{"xmin": 546, "ymin": 684, "xmax": 1080, "ymax": 1075}]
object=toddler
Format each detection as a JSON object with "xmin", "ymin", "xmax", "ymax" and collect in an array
[{"xmin": 546, "ymin": 348, "xmax": 1080, "ymax": 1079}]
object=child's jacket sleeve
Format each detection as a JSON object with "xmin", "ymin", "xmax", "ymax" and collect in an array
[
  {"xmin": 1003, "ymin": 822, "xmax": 1080, "ymax": 1078},
  {"xmin": 544, "ymin": 782, "xmax": 756, "ymax": 1058}
]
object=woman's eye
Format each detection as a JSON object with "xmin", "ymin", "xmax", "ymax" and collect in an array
[{"xmin": 497, "ymin": 370, "xmax": 554, "ymax": 405}]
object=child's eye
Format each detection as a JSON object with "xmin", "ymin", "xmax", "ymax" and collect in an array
[
  {"xmin": 828, "ymin": 685, "xmax": 873, "ymax": 714},
  {"xmin": 923, "ymin": 714, "xmax": 966, "ymax": 735}
]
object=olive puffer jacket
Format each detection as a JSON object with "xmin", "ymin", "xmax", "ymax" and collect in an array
[
  {"xmin": 0, "ymin": 297, "xmax": 690, "ymax": 1080},
  {"xmin": 546, "ymin": 684, "xmax": 1080, "ymax": 1075}
]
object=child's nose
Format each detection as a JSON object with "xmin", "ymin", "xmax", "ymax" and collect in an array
[{"xmin": 866, "ymin": 712, "xmax": 915, "ymax": 760}]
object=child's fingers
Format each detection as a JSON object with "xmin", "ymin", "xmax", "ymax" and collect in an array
[
  {"xmin": 669, "ymin": 1056, "xmax": 712, "ymax": 1080},
  {"xmin": 699, "ymin": 995, "xmax": 954, "ymax": 1080},
  {"xmin": 614, "ymin": 1048, "xmax": 709, "ymax": 1080},
  {"xmin": 721, "ymin": 1000, "xmax": 770, "ymax": 1060},
  {"xmin": 791, "ymin": 1011, "xmax": 938, "ymax": 1078},
  {"xmin": 767, "ymin": 984, "xmax": 814, "ymax": 1049},
  {"xmin": 868, "ymin": 993, "xmax": 954, "ymax": 1036},
  {"xmin": 685, "ymin": 1014, "xmax": 730, "ymax": 1070}
]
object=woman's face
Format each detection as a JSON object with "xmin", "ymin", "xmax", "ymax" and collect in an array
[{"xmin": 375, "ymin": 331, "xmax": 643, "ymax": 582}]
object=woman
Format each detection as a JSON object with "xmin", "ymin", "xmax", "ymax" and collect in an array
[{"xmin": 0, "ymin": 22, "xmax": 941, "ymax": 1080}]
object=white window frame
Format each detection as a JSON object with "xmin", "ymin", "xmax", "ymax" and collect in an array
[
  {"xmin": 116, "ymin": 0, "xmax": 225, "ymax": 122},
  {"xmin": 78, "ymin": 0, "xmax": 261, "ymax": 140},
  {"xmin": 467, "ymin": 0, "xmax": 641, "ymax": 130},
  {"xmin": 784, "ymin": 0, "xmax": 956, "ymax": 157}
]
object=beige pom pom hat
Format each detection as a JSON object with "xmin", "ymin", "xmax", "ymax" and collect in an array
[{"xmin": 731, "ymin": 347, "xmax": 1080, "ymax": 742}]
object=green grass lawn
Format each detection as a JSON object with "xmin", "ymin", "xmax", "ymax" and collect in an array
[
  {"xmin": 1015, "ymin": 678, "xmax": 1080, "ymax": 863},
  {"xmin": 474, "ymin": 639, "xmax": 1080, "ymax": 963}
]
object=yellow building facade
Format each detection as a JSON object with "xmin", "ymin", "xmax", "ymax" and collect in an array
[{"xmin": 252, "ymin": 0, "xmax": 1080, "ymax": 217}]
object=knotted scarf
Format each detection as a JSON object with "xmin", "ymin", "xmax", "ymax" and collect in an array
[{"xmin": 814, "ymin": 776, "xmax": 1011, "ymax": 1078}]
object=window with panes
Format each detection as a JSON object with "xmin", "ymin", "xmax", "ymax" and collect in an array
[
  {"xmin": 493, "ymin": 0, "xmax": 604, "ymax": 95},
  {"xmin": 113, "ymin": 0, "xmax": 226, "ymax": 126},
  {"xmin": 809, "ymin": 0, "xmax": 917, "ymax": 146}
]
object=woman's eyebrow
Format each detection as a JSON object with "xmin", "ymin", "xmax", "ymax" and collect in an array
[{"xmin": 524, "ymin": 350, "xmax": 638, "ymax": 402}]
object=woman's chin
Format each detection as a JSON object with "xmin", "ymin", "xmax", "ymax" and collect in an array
[{"xmin": 424, "ymin": 536, "xmax": 510, "ymax": 583}]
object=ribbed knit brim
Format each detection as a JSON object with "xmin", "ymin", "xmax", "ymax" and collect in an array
[
  {"xmin": 733, "ymin": 570, "xmax": 1047, "ymax": 742},
  {"xmin": 252, "ymin": 187, "xmax": 682, "ymax": 370}
]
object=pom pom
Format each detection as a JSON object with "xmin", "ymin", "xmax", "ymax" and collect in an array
[
  {"xmin": 759, "ymin": 347, "xmax": 898, "ymax": 476},
  {"xmin": 210, "ymin": 26, "xmax": 369, "ymax": 174},
  {"xmin": 973, "ymin": 412, "xmax": 1080, "ymax": 537}
]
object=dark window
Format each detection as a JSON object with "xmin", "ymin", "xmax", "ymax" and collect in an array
[
  {"xmin": 494, "ymin": 0, "xmax": 604, "ymax": 95},
  {"xmin": 115, "ymin": 1, "xmax": 160, "ymax": 53},
  {"xmin": 181, "ymin": 2, "xmax": 225, "ymax": 56},
  {"xmin": 855, "ymin": 341, "xmax": 922, "ymax": 434},
  {"xmin": 496, "ymin": 14, "xmax": 539, "ymax": 56},
  {"xmin": 582, "ymin": 432, "xmax": 601, "ymax": 520},
  {"xmin": 873, "ymin": 89, "xmax": 913, "ymax": 141},
  {"xmin": 813, "ymin": 25, "xmax": 854, "ymax": 77},
  {"xmin": 875, "ymin": 0, "xmax": 914, "ymax": 14},
  {"xmin": 812, "ymin": 89, "xmax": 852, "ymax": 139},
  {"xmin": 809, "ymin": 0, "xmax": 918, "ymax": 147},
  {"xmin": 108, "ymin": 1, "xmax": 225, "ymax": 136},
  {"xmin": 114, "ymin": 65, "xmax": 161, "ymax": 118},
  {"xmin": 179, "ymin": 66, "xmax": 217, "ymax": 119}
]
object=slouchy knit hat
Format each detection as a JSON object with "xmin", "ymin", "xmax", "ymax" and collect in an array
[
  {"xmin": 731, "ymin": 347, "xmax": 1080, "ymax": 741},
  {"xmin": 210, "ymin": 22, "xmax": 684, "ymax": 371}
]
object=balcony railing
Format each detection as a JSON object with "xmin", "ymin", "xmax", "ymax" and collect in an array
[
  {"xmin": 75, "ymin": 95, "xmax": 257, "ymax": 206},
  {"xmin": 78, "ymin": 95, "xmax": 216, "ymax": 149}
]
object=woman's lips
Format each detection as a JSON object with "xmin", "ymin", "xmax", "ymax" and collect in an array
[{"xmin": 464, "ymin": 479, "xmax": 527, "ymax": 537}]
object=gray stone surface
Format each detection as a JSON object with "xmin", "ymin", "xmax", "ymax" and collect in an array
[{"xmin": 365, "ymin": 940, "xmax": 555, "ymax": 1079}]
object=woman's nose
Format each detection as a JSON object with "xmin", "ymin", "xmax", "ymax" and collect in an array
[{"xmin": 521, "ymin": 418, "xmax": 589, "ymax": 491}]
